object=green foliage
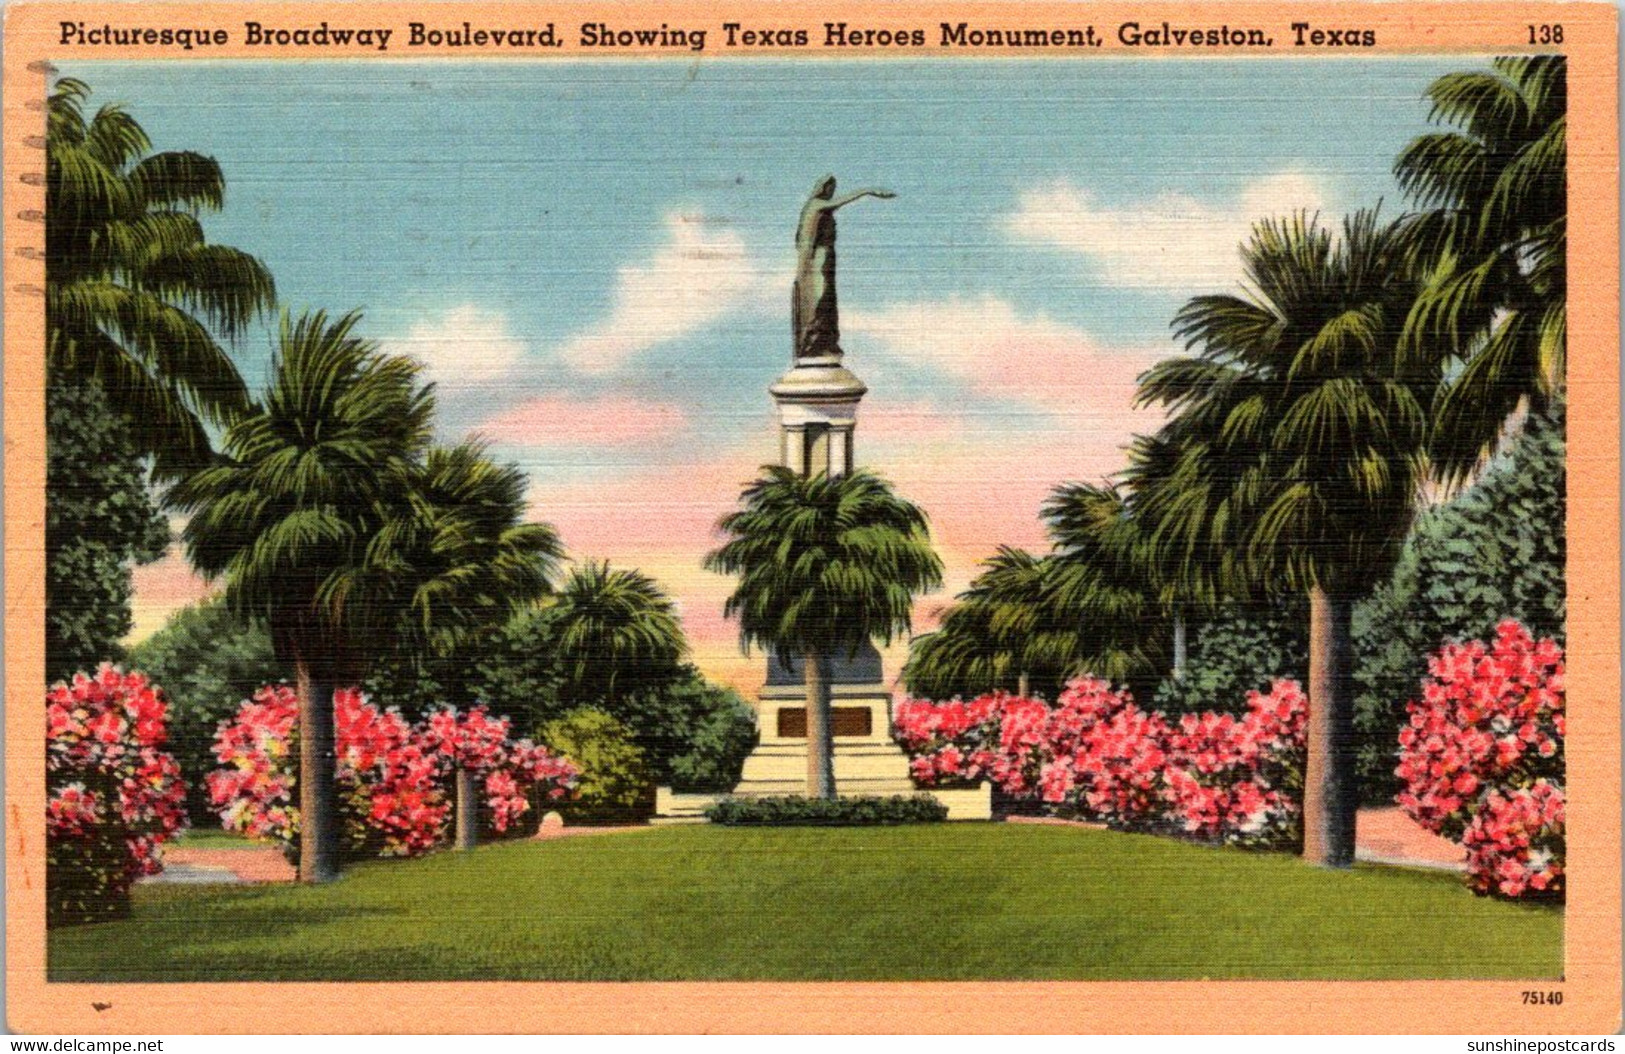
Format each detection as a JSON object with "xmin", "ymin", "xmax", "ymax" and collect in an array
[
  {"xmin": 548, "ymin": 561, "xmax": 687, "ymax": 706},
  {"xmin": 539, "ymin": 708, "xmax": 651, "ymax": 823},
  {"xmin": 45, "ymin": 375, "xmax": 168, "ymax": 683},
  {"xmin": 615, "ymin": 669, "xmax": 758, "ymax": 791},
  {"xmin": 126, "ymin": 599, "xmax": 283, "ymax": 821},
  {"xmin": 705, "ymin": 467, "xmax": 944, "ymax": 659},
  {"xmin": 46, "ymin": 77, "xmax": 275, "ymax": 480},
  {"xmin": 1352, "ymin": 409, "xmax": 1566, "ymax": 803},
  {"xmin": 1395, "ymin": 56, "xmax": 1566, "ymax": 483},
  {"xmin": 705, "ymin": 794, "xmax": 947, "ymax": 826},
  {"xmin": 1140, "ymin": 210, "xmax": 1434, "ymax": 599},
  {"xmin": 1153, "ymin": 600, "xmax": 1307, "ymax": 717}
]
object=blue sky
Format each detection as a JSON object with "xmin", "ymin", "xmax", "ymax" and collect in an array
[{"xmin": 81, "ymin": 56, "xmax": 1476, "ymax": 682}]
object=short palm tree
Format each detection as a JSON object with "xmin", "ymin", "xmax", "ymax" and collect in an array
[
  {"xmin": 1137, "ymin": 210, "xmax": 1435, "ymax": 867},
  {"xmin": 904, "ymin": 547, "xmax": 1072, "ymax": 700},
  {"xmin": 371, "ymin": 442, "xmax": 564, "ymax": 849},
  {"xmin": 547, "ymin": 561, "xmax": 688, "ymax": 711},
  {"xmin": 170, "ymin": 309, "xmax": 434, "ymax": 882},
  {"xmin": 707, "ymin": 468, "xmax": 942, "ymax": 798},
  {"xmin": 47, "ymin": 77, "xmax": 275, "ymax": 477},
  {"xmin": 1395, "ymin": 56, "xmax": 1566, "ymax": 484},
  {"xmin": 1041, "ymin": 481, "xmax": 1169, "ymax": 695}
]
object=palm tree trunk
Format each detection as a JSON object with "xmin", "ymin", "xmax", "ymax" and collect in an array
[
  {"xmin": 803, "ymin": 647, "xmax": 835, "ymax": 799},
  {"xmin": 1302, "ymin": 585, "xmax": 1357, "ymax": 867},
  {"xmin": 1172, "ymin": 609, "xmax": 1188, "ymax": 680},
  {"xmin": 454, "ymin": 765, "xmax": 478, "ymax": 851},
  {"xmin": 1017, "ymin": 671, "xmax": 1030, "ymax": 698},
  {"xmin": 295, "ymin": 659, "xmax": 341, "ymax": 884}
]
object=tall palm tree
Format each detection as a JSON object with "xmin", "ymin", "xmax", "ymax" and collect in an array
[
  {"xmin": 371, "ymin": 442, "xmax": 564, "ymax": 849},
  {"xmin": 546, "ymin": 561, "xmax": 688, "ymax": 712},
  {"xmin": 170, "ymin": 310, "xmax": 434, "ymax": 882},
  {"xmin": 1395, "ymin": 56, "xmax": 1566, "ymax": 484},
  {"xmin": 1136, "ymin": 210, "xmax": 1435, "ymax": 867},
  {"xmin": 904, "ymin": 547, "xmax": 1072, "ymax": 700},
  {"xmin": 46, "ymin": 77, "xmax": 275, "ymax": 477},
  {"xmin": 706, "ymin": 468, "xmax": 942, "ymax": 798}
]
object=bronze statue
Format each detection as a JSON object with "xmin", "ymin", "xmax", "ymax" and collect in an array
[{"xmin": 792, "ymin": 175, "xmax": 895, "ymax": 362}]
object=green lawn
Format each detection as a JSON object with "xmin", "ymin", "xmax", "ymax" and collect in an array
[
  {"xmin": 50, "ymin": 824, "xmax": 1561, "ymax": 981},
  {"xmin": 170, "ymin": 829, "xmax": 262, "ymax": 850}
]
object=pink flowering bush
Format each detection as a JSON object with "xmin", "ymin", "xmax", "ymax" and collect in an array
[
  {"xmin": 1162, "ymin": 679, "xmax": 1307, "ymax": 847},
  {"xmin": 47, "ymin": 665, "xmax": 188, "ymax": 926},
  {"xmin": 209, "ymin": 689, "xmax": 577, "ymax": 858},
  {"xmin": 895, "ymin": 675, "xmax": 1308, "ymax": 846},
  {"xmin": 1396, "ymin": 621, "xmax": 1564, "ymax": 899},
  {"xmin": 422, "ymin": 705, "xmax": 578, "ymax": 836}
]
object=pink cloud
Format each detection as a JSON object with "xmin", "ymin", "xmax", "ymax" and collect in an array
[
  {"xmin": 128, "ymin": 545, "xmax": 217, "ymax": 643},
  {"xmin": 475, "ymin": 395, "xmax": 688, "ymax": 448},
  {"xmin": 845, "ymin": 295, "xmax": 1169, "ymax": 415}
]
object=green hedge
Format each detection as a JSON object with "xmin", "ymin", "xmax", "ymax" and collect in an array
[{"xmin": 706, "ymin": 794, "xmax": 947, "ymax": 826}]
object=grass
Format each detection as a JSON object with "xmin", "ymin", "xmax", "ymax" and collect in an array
[
  {"xmin": 50, "ymin": 824, "xmax": 1561, "ymax": 982},
  {"xmin": 171, "ymin": 829, "xmax": 263, "ymax": 850}
]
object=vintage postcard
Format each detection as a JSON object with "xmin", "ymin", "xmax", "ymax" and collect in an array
[{"xmin": 4, "ymin": 0, "xmax": 1619, "ymax": 1035}]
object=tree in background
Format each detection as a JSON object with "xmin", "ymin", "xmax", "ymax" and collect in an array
[
  {"xmin": 707, "ymin": 468, "xmax": 942, "ymax": 799},
  {"xmin": 172, "ymin": 310, "xmax": 435, "ymax": 883},
  {"xmin": 547, "ymin": 562, "xmax": 687, "ymax": 711},
  {"xmin": 126, "ymin": 598, "xmax": 281, "ymax": 822},
  {"xmin": 1153, "ymin": 600, "xmax": 1308, "ymax": 718},
  {"xmin": 44, "ymin": 77, "xmax": 274, "ymax": 680},
  {"xmin": 46, "ymin": 376, "xmax": 169, "ymax": 682}
]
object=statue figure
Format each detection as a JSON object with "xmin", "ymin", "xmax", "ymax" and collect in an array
[{"xmin": 792, "ymin": 175, "xmax": 895, "ymax": 362}]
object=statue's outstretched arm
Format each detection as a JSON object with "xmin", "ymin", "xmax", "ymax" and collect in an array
[{"xmin": 826, "ymin": 188, "xmax": 896, "ymax": 211}]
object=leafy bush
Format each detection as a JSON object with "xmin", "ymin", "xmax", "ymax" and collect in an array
[
  {"xmin": 1353, "ymin": 409, "xmax": 1565, "ymax": 803},
  {"xmin": 126, "ymin": 600, "xmax": 283, "ymax": 823},
  {"xmin": 1153, "ymin": 601, "xmax": 1306, "ymax": 717},
  {"xmin": 46, "ymin": 376, "xmax": 169, "ymax": 684},
  {"xmin": 895, "ymin": 676, "xmax": 1308, "ymax": 847},
  {"xmin": 208, "ymin": 688, "xmax": 576, "ymax": 858},
  {"xmin": 540, "ymin": 708, "xmax": 651, "ymax": 823},
  {"xmin": 47, "ymin": 665, "xmax": 187, "ymax": 926},
  {"xmin": 706, "ymin": 795, "xmax": 947, "ymax": 826},
  {"xmin": 1395, "ymin": 621, "xmax": 1564, "ymax": 899}
]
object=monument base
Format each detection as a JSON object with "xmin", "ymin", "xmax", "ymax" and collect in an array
[{"xmin": 653, "ymin": 683, "xmax": 993, "ymax": 821}]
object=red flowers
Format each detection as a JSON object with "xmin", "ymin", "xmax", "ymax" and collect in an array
[
  {"xmin": 895, "ymin": 676, "xmax": 1307, "ymax": 847},
  {"xmin": 1396, "ymin": 621, "xmax": 1565, "ymax": 899},
  {"xmin": 47, "ymin": 665, "xmax": 188, "ymax": 925},
  {"xmin": 208, "ymin": 688, "xmax": 579, "ymax": 856}
]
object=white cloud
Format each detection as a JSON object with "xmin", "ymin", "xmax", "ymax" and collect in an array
[
  {"xmin": 1003, "ymin": 170, "xmax": 1329, "ymax": 290},
  {"xmin": 381, "ymin": 303, "xmax": 528, "ymax": 390},
  {"xmin": 556, "ymin": 212, "xmax": 777, "ymax": 374}
]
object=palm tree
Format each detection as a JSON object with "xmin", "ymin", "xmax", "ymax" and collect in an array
[
  {"xmin": 904, "ymin": 547, "xmax": 1072, "ymax": 700},
  {"xmin": 706, "ymin": 468, "xmax": 943, "ymax": 798},
  {"xmin": 546, "ymin": 561, "xmax": 688, "ymax": 711},
  {"xmin": 1395, "ymin": 56, "xmax": 1566, "ymax": 484},
  {"xmin": 1041, "ymin": 481, "xmax": 1170, "ymax": 698},
  {"xmin": 47, "ymin": 77, "xmax": 275, "ymax": 477},
  {"xmin": 1136, "ymin": 210, "xmax": 1435, "ymax": 867},
  {"xmin": 170, "ymin": 309, "xmax": 434, "ymax": 882},
  {"xmin": 371, "ymin": 442, "xmax": 564, "ymax": 849}
]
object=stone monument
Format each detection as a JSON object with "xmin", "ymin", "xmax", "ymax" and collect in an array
[{"xmin": 655, "ymin": 177, "xmax": 990, "ymax": 820}]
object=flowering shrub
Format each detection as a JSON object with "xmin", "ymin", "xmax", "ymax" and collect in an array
[
  {"xmin": 1396, "ymin": 621, "xmax": 1564, "ymax": 899},
  {"xmin": 47, "ymin": 665, "xmax": 188, "ymax": 926},
  {"xmin": 422, "ymin": 705, "xmax": 578, "ymax": 836},
  {"xmin": 209, "ymin": 689, "xmax": 577, "ymax": 857},
  {"xmin": 1162, "ymin": 679, "xmax": 1307, "ymax": 847},
  {"xmin": 894, "ymin": 675, "xmax": 1307, "ymax": 846}
]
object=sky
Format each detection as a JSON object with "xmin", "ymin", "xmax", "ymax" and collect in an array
[{"xmin": 68, "ymin": 56, "xmax": 1474, "ymax": 691}]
